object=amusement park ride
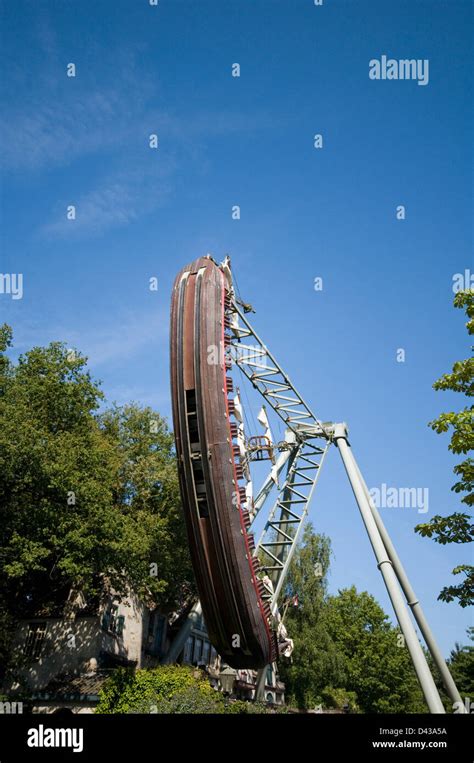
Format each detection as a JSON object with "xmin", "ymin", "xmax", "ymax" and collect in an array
[{"xmin": 168, "ymin": 255, "xmax": 465, "ymax": 714}]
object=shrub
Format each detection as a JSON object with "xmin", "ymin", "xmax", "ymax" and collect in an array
[
  {"xmin": 96, "ymin": 665, "xmax": 217, "ymax": 714},
  {"xmin": 321, "ymin": 686, "xmax": 359, "ymax": 713}
]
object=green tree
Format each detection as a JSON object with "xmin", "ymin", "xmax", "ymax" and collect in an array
[
  {"xmin": 277, "ymin": 525, "xmax": 425, "ymax": 712},
  {"xmin": 324, "ymin": 587, "xmax": 426, "ymax": 713},
  {"xmin": 96, "ymin": 664, "xmax": 284, "ymax": 714},
  {"xmin": 278, "ymin": 524, "xmax": 345, "ymax": 709},
  {"xmin": 415, "ymin": 291, "xmax": 474, "ymax": 607},
  {"xmin": 0, "ymin": 327, "xmax": 194, "ymax": 676},
  {"xmin": 95, "ymin": 665, "xmax": 221, "ymax": 714},
  {"xmin": 447, "ymin": 628, "xmax": 474, "ymax": 700},
  {"xmin": 98, "ymin": 404, "xmax": 194, "ymax": 611}
]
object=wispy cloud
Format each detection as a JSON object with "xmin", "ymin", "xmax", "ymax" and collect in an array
[
  {"xmin": 76, "ymin": 306, "xmax": 167, "ymax": 368},
  {"xmin": 6, "ymin": 305, "xmax": 168, "ymax": 369},
  {"xmin": 1, "ymin": 91, "xmax": 276, "ymax": 173},
  {"xmin": 2, "ymin": 50, "xmax": 278, "ymax": 239},
  {"xmin": 31, "ymin": 100, "xmax": 275, "ymax": 239},
  {"xmin": 4, "ymin": 305, "xmax": 171, "ymax": 412},
  {"xmin": 38, "ymin": 160, "xmax": 175, "ymax": 239},
  {"xmin": 0, "ymin": 87, "xmax": 159, "ymax": 172}
]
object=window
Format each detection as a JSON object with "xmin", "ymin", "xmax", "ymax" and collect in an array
[
  {"xmin": 193, "ymin": 638, "xmax": 203, "ymax": 664},
  {"xmin": 154, "ymin": 614, "xmax": 165, "ymax": 653},
  {"xmin": 147, "ymin": 610, "xmax": 155, "ymax": 642},
  {"xmin": 184, "ymin": 636, "xmax": 194, "ymax": 664},
  {"xmin": 101, "ymin": 603, "xmax": 116, "ymax": 631},
  {"xmin": 101, "ymin": 603, "xmax": 124, "ymax": 637},
  {"xmin": 266, "ymin": 666, "xmax": 273, "ymax": 687},
  {"xmin": 24, "ymin": 622, "xmax": 47, "ymax": 662},
  {"xmin": 145, "ymin": 611, "xmax": 165, "ymax": 657},
  {"xmin": 115, "ymin": 615, "xmax": 125, "ymax": 637},
  {"xmin": 202, "ymin": 640, "xmax": 210, "ymax": 666}
]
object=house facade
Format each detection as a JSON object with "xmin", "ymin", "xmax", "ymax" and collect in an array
[
  {"xmin": 3, "ymin": 591, "xmax": 284, "ymax": 712},
  {"xmin": 180, "ymin": 610, "xmax": 285, "ymax": 705}
]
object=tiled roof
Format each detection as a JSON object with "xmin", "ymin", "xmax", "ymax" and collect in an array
[{"xmin": 32, "ymin": 671, "xmax": 110, "ymax": 702}]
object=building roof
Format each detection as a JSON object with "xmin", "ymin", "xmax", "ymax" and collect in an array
[{"xmin": 32, "ymin": 671, "xmax": 110, "ymax": 703}]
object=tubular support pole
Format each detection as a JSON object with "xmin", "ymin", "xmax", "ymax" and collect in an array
[
  {"xmin": 352, "ymin": 458, "xmax": 466, "ymax": 713},
  {"xmin": 255, "ymin": 664, "xmax": 271, "ymax": 701},
  {"xmin": 253, "ymin": 429, "xmax": 297, "ymax": 518},
  {"xmin": 333, "ymin": 424, "xmax": 445, "ymax": 714},
  {"xmin": 161, "ymin": 601, "xmax": 202, "ymax": 665}
]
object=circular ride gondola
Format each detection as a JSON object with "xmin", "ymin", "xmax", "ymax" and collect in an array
[{"xmin": 170, "ymin": 256, "xmax": 277, "ymax": 668}]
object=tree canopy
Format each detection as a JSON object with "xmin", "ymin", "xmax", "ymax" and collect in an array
[
  {"xmin": 278, "ymin": 525, "xmax": 345, "ymax": 709},
  {"xmin": 415, "ymin": 290, "xmax": 474, "ymax": 607},
  {"xmin": 95, "ymin": 665, "xmax": 283, "ymax": 714},
  {"xmin": 323, "ymin": 587, "xmax": 425, "ymax": 713},
  {"xmin": 0, "ymin": 325, "xmax": 194, "ymax": 675},
  {"xmin": 447, "ymin": 628, "xmax": 474, "ymax": 701},
  {"xmin": 279, "ymin": 524, "xmax": 425, "ymax": 713}
]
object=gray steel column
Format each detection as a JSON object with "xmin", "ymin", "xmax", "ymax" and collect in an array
[
  {"xmin": 253, "ymin": 429, "xmax": 297, "ymax": 518},
  {"xmin": 333, "ymin": 423, "xmax": 445, "ymax": 714},
  {"xmin": 352, "ymin": 458, "xmax": 466, "ymax": 712},
  {"xmin": 161, "ymin": 600, "xmax": 202, "ymax": 664},
  {"xmin": 255, "ymin": 666, "xmax": 267, "ymax": 701}
]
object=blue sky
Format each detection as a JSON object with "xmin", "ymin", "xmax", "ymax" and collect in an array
[{"xmin": 1, "ymin": 0, "xmax": 472, "ymax": 657}]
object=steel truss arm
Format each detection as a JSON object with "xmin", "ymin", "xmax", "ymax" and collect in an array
[
  {"xmin": 230, "ymin": 303, "xmax": 329, "ymax": 439},
  {"xmin": 230, "ymin": 298, "xmax": 331, "ymax": 610},
  {"xmin": 253, "ymin": 438, "xmax": 329, "ymax": 703},
  {"xmin": 255, "ymin": 438, "xmax": 330, "ymax": 613}
]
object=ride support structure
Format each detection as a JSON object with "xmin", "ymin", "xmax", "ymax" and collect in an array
[{"xmin": 167, "ymin": 255, "xmax": 465, "ymax": 714}]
